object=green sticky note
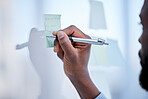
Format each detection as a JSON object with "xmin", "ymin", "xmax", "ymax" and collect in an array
[
  {"xmin": 106, "ymin": 39, "xmax": 125, "ymax": 67},
  {"xmin": 45, "ymin": 14, "xmax": 61, "ymax": 47},
  {"xmin": 89, "ymin": 45, "xmax": 109, "ymax": 66},
  {"xmin": 88, "ymin": 36, "xmax": 109, "ymax": 66}
]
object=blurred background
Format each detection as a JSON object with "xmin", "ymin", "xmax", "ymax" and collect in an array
[{"xmin": 0, "ymin": 0, "xmax": 148, "ymax": 99}]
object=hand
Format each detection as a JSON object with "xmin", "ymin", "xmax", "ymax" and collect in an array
[
  {"xmin": 53, "ymin": 25, "xmax": 91, "ymax": 77},
  {"xmin": 53, "ymin": 25, "xmax": 100, "ymax": 99}
]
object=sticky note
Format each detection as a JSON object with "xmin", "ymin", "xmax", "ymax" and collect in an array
[
  {"xmin": 106, "ymin": 39, "xmax": 125, "ymax": 67},
  {"xmin": 89, "ymin": 1, "xmax": 107, "ymax": 30},
  {"xmin": 89, "ymin": 45, "xmax": 109, "ymax": 66},
  {"xmin": 88, "ymin": 39, "xmax": 125, "ymax": 67},
  {"xmin": 45, "ymin": 14, "xmax": 61, "ymax": 47}
]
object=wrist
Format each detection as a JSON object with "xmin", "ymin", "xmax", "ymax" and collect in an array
[
  {"xmin": 66, "ymin": 67, "xmax": 89, "ymax": 80},
  {"xmin": 67, "ymin": 68, "xmax": 100, "ymax": 99}
]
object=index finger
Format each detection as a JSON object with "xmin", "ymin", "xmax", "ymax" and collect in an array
[{"xmin": 53, "ymin": 25, "xmax": 90, "ymax": 39}]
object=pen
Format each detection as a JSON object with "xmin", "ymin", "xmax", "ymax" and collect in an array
[{"xmin": 47, "ymin": 36, "xmax": 109, "ymax": 45}]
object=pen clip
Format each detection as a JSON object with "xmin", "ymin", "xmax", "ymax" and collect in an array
[
  {"xmin": 97, "ymin": 38, "xmax": 105, "ymax": 43},
  {"xmin": 97, "ymin": 38, "xmax": 109, "ymax": 45}
]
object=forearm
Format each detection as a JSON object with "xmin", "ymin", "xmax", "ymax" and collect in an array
[{"xmin": 68, "ymin": 69, "xmax": 100, "ymax": 99}]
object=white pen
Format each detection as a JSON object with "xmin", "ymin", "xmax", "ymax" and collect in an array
[{"xmin": 47, "ymin": 36, "xmax": 109, "ymax": 45}]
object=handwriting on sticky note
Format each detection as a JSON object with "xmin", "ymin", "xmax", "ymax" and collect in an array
[{"xmin": 45, "ymin": 14, "xmax": 61, "ymax": 47}]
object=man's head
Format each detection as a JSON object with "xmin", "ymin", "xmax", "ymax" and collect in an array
[{"xmin": 139, "ymin": 0, "xmax": 148, "ymax": 91}]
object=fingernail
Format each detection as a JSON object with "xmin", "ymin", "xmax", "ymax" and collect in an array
[{"xmin": 57, "ymin": 31, "xmax": 64, "ymax": 39}]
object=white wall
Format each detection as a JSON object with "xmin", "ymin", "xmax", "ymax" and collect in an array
[{"xmin": 0, "ymin": 0, "xmax": 148, "ymax": 99}]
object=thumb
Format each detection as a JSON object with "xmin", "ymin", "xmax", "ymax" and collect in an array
[{"xmin": 57, "ymin": 31, "xmax": 75, "ymax": 55}]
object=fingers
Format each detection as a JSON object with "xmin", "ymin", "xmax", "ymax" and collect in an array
[
  {"xmin": 54, "ymin": 40, "xmax": 60, "ymax": 52},
  {"xmin": 53, "ymin": 25, "xmax": 90, "ymax": 39},
  {"xmin": 53, "ymin": 25, "xmax": 91, "ymax": 59},
  {"xmin": 62, "ymin": 25, "xmax": 85, "ymax": 37},
  {"xmin": 56, "ymin": 31, "xmax": 75, "ymax": 56},
  {"xmin": 57, "ymin": 47, "xmax": 64, "ymax": 61},
  {"xmin": 54, "ymin": 40, "xmax": 64, "ymax": 60}
]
